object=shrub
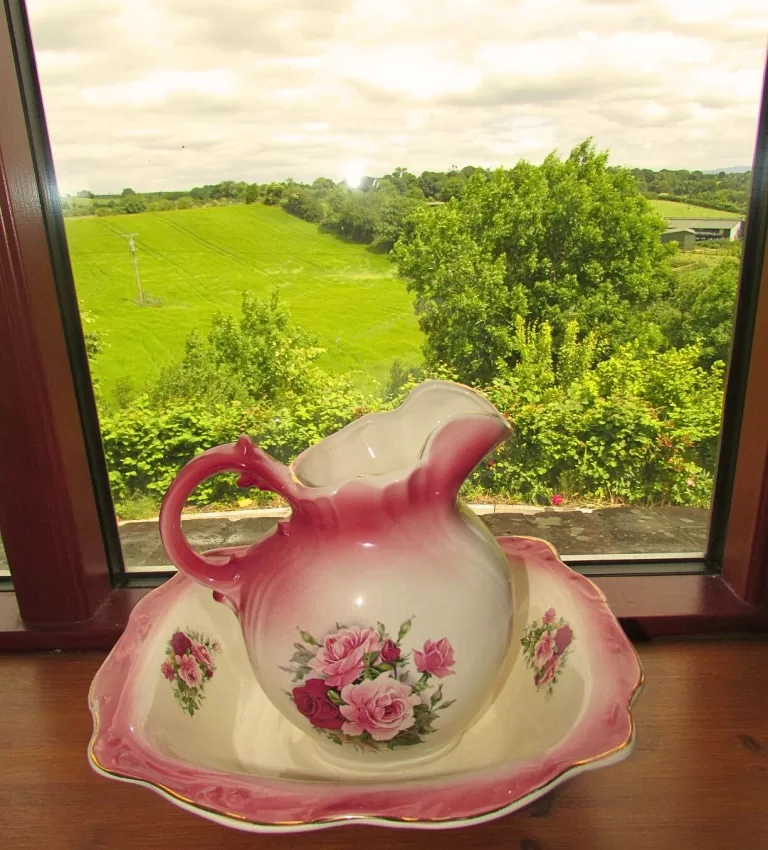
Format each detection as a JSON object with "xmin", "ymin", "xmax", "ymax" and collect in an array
[
  {"xmin": 104, "ymin": 291, "xmax": 376, "ymax": 505},
  {"xmin": 475, "ymin": 335, "xmax": 723, "ymax": 507},
  {"xmin": 101, "ymin": 388, "xmax": 374, "ymax": 505},
  {"xmin": 281, "ymin": 186, "xmax": 324, "ymax": 222}
]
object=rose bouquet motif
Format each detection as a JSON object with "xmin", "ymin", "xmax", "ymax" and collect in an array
[
  {"xmin": 520, "ymin": 608, "xmax": 574, "ymax": 694},
  {"xmin": 161, "ymin": 628, "xmax": 222, "ymax": 716},
  {"xmin": 281, "ymin": 618, "xmax": 456, "ymax": 751}
]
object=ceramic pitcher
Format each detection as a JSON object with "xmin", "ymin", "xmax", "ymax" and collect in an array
[{"xmin": 159, "ymin": 380, "xmax": 514, "ymax": 766}]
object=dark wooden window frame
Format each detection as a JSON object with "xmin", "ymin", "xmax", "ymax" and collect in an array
[{"xmin": 0, "ymin": 1, "xmax": 766, "ymax": 649}]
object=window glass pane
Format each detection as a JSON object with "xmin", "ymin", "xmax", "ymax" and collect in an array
[
  {"xmin": 26, "ymin": 0, "xmax": 766, "ymax": 570},
  {"xmin": 0, "ymin": 533, "xmax": 8, "ymax": 579}
]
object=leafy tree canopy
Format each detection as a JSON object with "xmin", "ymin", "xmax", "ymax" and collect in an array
[
  {"xmin": 393, "ymin": 139, "xmax": 672, "ymax": 385},
  {"xmin": 659, "ymin": 256, "xmax": 739, "ymax": 368},
  {"xmin": 153, "ymin": 290, "xmax": 334, "ymax": 407}
]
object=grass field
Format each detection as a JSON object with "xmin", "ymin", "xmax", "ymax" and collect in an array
[
  {"xmin": 66, "ymin": 204, "xmax": 422, "ymax": 397},
  {"xmin": 648, "ymin": 199, "xmax": 740, "ymax": 218}
]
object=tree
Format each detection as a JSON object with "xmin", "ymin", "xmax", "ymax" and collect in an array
[
  {"xmin": 120, "ymin": 195, "xmax": 147, "ymax": 214},
  {"xmin": 381, "ymin": 167, "xmax": 422, "ymax": 197},
  {"xmin": 312, "ymin": 177, "xmax": 335, "ymax": 194},
  {"xmin": 372, "ymin": 192, "xmax": 423, "ymax": 251},
  {"xmin": 77, "ymin": 189, "xmax": 94, "ymax": 198},
  {"xmin": 281, "ymin": 186, "xmax": 323, "ymax": 222},
  {"xmin": 153, "ymin": 290, "xmax": 328, "ymax": 406},
  {"xmin": 147, "ymin": 199, "xmax": 174, "ymax": 212},
  {"xmin": 190, "ymin": 186, "xmax": 212, "ymax": 201},
  {"xmin": 121, "ymin": 187, "xmax": 137, "ymax": 197},
  {"xmin": 245, "ymin": 183, "xmax": 261, "ymax": 204},
  {"xmin": 418, "ymin": 171, "xmax": 446, "ymax": 199},
  {"xmin": 213, "ymin": 180, "xmax": 237, "ymax": 200},
  {"xmin": 321, "ymin": 187, "xmax": 386, "ymax": 243},
  {"xmin": 662, "ymin": 257, "xmax": 739, "ymax": 368},
  {"xmin": 393, "ymin": 140, "xmax": 671, "ymax": 385},
  {"xmin": 263, "ymin": 182, "xmax": 285, "ymax": 206},
  {"xmin": 440, "ymin": 173, "xmax": 465, "ymax": 201}
]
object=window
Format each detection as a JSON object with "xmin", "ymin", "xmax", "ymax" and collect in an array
[
  {"xmin": 0, "ymin": 533, "xmax": 8, "ymax": 579},
  {"xmin": 0, "ymin": 0, "xmax": 766, "ymax": 645}
]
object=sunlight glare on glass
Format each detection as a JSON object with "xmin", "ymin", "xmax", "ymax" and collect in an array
[{"xmin": 343, "ymin": 163, "xmax": 364, "ymax": 188}]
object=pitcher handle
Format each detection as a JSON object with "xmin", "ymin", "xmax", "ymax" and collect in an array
[{"xmin": 159, "ymin": 435, "xmax": 297, "ymax": 595}]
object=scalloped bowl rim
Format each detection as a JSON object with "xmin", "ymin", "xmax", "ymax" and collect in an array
[{"xmin": 87, "ymin": 535, "xmax": 644, "ymax": 832}]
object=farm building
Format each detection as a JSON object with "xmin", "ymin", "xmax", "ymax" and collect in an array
[
  {"xmin": 661, "ymin": 228, "xmax": 696, "ymax": 251},
  {"xmin": 664, "ymin": 218, "xmax": 743, "ymax": 241}
]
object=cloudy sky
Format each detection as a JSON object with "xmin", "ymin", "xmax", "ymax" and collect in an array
[{"xmin": 27, "ymin": 0, "xmax": 767, "ymax": 194}]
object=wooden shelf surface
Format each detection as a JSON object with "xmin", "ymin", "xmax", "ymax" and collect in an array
[{"xmin": 1, "ymin": 640, "xmax": 767, "ymax": 849}]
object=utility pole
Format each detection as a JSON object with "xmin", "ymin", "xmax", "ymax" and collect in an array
[{"xmin": 121, "ymin": 233, "xmax": 143, "ymax": 304}]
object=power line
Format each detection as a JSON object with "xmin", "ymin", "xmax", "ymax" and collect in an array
[{"xmin": 120, "ymin": 233, "xmax": 143, "ymax": 305}]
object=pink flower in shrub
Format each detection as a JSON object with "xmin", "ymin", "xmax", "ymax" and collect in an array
[
  {"xmin": 191, "ymin": 641, "xmax": 214, "ymax": 669},
  {"xmin": 551, "ymin": 494, "xmax": 564, "ymax": 506},
  {"xmin": 160, "ymin": 660, "xmax": 175, "ymax": 681},
  {"xmin": 170, "ymin": 631, "xmax": 192, "ymax": 657},
  {"xmin": 340, "ymin": 677, "xmax": 421, "ymax": 741},
  {"xmin": 555, "ymin": 625, "xmax": 573, "ymax": 655},
  {"xmin": 309, "ymin": 626, "xmax": 383, "ymax": 688},
  {"xmin": 292, "ymin": 679, "xmax": 344, "ymax": 730},
  {"xmin": 176, "ymin": 654, "xmax": 202, "ymax": 688},
  {"xmin": 534, "ymin": 632, "xmax": 555, "ymax": 666},
  {"xmin": 542, "ymin": 608, "xmax": 556, "ymax": 625},
  {"xmin": 535, "ymin": 657, "xmax": 558, "ymax": 689},
  {"xmin": 414, "ymin": 638, "xmax": 455, "ymax": 678}
]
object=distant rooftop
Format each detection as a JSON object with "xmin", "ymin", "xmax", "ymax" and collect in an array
[{"xmin": 665, "ymin": 217, "xmax": 742, "ymax": 229}]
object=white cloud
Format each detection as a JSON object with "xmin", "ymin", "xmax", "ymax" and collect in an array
[
  {"xmin": 25, "ymin": 0, "xmax": 768, "ymax": 194},
  {"xmin": 81, "ymin": 69, "xmax": 238, "ymax": 107}
]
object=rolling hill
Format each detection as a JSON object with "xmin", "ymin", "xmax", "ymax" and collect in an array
[
  {"xmin": 648, "ymin": 199, "xmax": 741, "ymax": 219},
  {"xmin": 65, "ymin": 204, "xmax": 423, "ymax": 397}
]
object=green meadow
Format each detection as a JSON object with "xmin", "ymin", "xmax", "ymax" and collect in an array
[
  {"xmin": 66, "ymin": 204, "xmax": 422, "ymax": 396},
  {"xmin": 648, "ymin": 199, "xmax": 739, "ymax": 218}
]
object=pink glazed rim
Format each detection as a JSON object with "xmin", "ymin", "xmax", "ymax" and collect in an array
[{"xmin": 88, "ymin": 536, "xmax": 644, "ymax": 831}]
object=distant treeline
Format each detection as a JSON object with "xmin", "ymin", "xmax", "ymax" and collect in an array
[
  {"xmin": 627, "ymin": 168, "xmax": 751, "ymax": 214},
  {"xmin": 63, "ymin": 164, "xmax": 752, "ymax": 236}
]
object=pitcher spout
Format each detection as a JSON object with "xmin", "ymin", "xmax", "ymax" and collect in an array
[
  {"xmin": 290, "ymin": 380, "xmax": 510, "ymax": 499},
  {"xmin": 417, "ymin": 383, "xmax": 512, "ymax": 499}
]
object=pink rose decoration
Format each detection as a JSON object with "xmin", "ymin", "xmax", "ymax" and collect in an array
[
  {"xmin": 555, "ymin": 625, "xmax": 573, "ymax": 654},
  {"xmin": 176, "ymin": 654, "xmax": 202, "ymax": 688},
  {"xmin": 191, "ymin": 641, "xmax": 214, "ymax": 669},
  {"xmin": 535, "ymin": 657, "xmax": 558, "ymax": 689},
  {"xmin": 542, "ymin": 608, "xmax": 556, "ymax": 625},
  {"xmin": 534, "ymin": 632, "xmax": 555, "ymax": 667},
  {"xmin": 160, "ymin": 660, "xmax": 175, "ymax": 681},
  {"xmin": 340, "ymin": 677, "xmax": 421, "ymax": 741},
  {"xmin": 309, "ymin": 626, "xmax": 382, "ymax": 688},
  {"xmin": 414, "ymin": 637, "xmax": 455, "ymax": 678},
  {"xmin": 552, "ymin": 494, "xmax": 564, "ymax": 506}
]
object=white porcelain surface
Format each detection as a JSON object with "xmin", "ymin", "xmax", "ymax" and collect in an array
[{"xmin": 159, "ymin": 380, "xmax": 515, "ymax": 763}]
